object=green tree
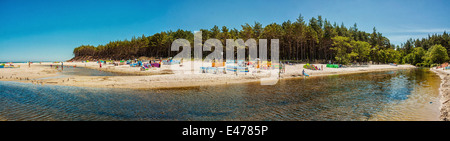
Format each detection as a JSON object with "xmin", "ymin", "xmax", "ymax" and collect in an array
[
  {"xmin": 261, "ymin": 23, "xmax": 282, "ymax": 59},
  {"xmin": 293, "ymin": 14, "xmax": 307, "ymax": 61},
  {"xmin": 71, "ymin": 14, "xmax": 405, "ymax": 63},
  {"xmin": 350, "ymin": 40, "xmax": 371, "ymax": 63},
  {"xmin": 403, "ymin": 47, "xmax": 425, "ymax": 65},
  {"xmin": 239, "ymin": 23, "xmax": 254, "ymax": 40},
  {"xmin": 253, "ymin": 22, "xmax": 263, "ymax": 39},
  {"xmin": 331, "ymin": 36, "xmax": 354, "ymax": 64},
  {"xmin": 423, "ymin": 44, "xmax": 449, "ymax": 66}
]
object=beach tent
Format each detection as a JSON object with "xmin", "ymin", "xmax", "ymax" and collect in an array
[
  {"xmin": 151, "ymin": 63, "xmax": 160, "ymax": 68},
  {"xmin": 304, "ymin": 63, "xmax": 319, "ymax": 70},
  {"xmin": 326, "ymin": 64, "xmax": 339, "ymax": 68}
]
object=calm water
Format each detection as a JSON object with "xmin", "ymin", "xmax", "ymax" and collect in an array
[
  {"xmin": 31, "ymin": 66, "xmax": 123, "ymax": 81},
  {"xmin": 57, "ymin": 66, "xmax": 123, "ymax": 76},
  {"xmin": 0, "ymin": 69, "xmax": 441, "ymax": 121}
]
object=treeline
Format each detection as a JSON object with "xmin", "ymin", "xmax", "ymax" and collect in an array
[
  {"xmin": 72, "ymin": 14, "xmax": 449, "ymax": 66},
  {"xmin": 73, "ymin": 14, "xmax": 391, "ymax": 62},
  {"xmin": 401, "ymin": 32, "xmax": 450, "ymax": 67}
]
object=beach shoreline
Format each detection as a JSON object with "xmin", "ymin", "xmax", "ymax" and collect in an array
[
  {"xmin": 431, "ymin": 69, "xmax": 450, "ymax": 121},
  {"xmin": 0, "ymin": 62, "xmax": 416, "ymax": 89}
]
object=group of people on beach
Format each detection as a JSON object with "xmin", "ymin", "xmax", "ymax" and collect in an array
[{"xmin": 93, "ymin": 59, "xmax": 165, "ymax": 71}]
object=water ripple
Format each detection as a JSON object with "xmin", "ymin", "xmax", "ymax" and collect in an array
[{"xmin": 0, "ymin": 69, "xmax": 441, "ymax": 121}]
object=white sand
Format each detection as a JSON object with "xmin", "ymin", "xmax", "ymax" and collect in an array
[
  {"xmin": 0, "ymin": 63, "xmax": 59, "ymax": 81},
  {"xmin": 0, "ymin": 61, "xmax": 416, "ymax": 89},
  {"xmin": 431, "ymin": 68, "xmax": 450, "ymax": 121}
]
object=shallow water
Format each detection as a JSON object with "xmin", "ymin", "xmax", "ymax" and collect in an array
[
  {"xmin": 0, "ymin": 68, "xmax": 441, "ymax": 121},
  {"xmin": 57, "ymin": 66, "xmax": 124, "ymax": 76},
  {"xmin": 30, "ymin": 66, "xmax": 123, "ymax": 81}
]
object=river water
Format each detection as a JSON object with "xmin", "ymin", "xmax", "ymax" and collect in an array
[{"xmin": 0, "ymin": 68, "xmax": 441, "ymax": 121}]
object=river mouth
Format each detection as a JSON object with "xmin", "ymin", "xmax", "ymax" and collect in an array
[
  {"xmin": 0, "ymin": 68, "xmax": 441, "ymax": 121},
  {"xmin": 44, "ymin": 65, "xmax": 131, "ymax": 76},
  {"xmin": 58, "ymin": 66, "xmax": 124, "ymax": 76},
  {"xmin": 29, "ymin": 66, "xmax": 126, "ymax": 81}
]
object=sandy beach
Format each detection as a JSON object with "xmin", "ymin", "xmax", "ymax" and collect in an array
[
  {"xmin": 0, "ymin": 63, "xmax": 59, "ymax": 82},
  {"xmin": 431, "ymin": 68, "xmax": 450, "ymax": 121},
  {"xmin": 0, "ymin": 61, "xmax": 416, "ymax": 89}
]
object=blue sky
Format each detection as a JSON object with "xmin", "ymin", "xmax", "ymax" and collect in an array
[{"xmin": 0, "ymin": 0, "xmax": 449, "ymax": 61}]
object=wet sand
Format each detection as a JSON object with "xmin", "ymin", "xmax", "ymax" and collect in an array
[
  {"xmin": 431, "ymin": 68, "xmax": 450, "ymax": 121},
  {"xmin": 0, "ymin": 62, "xmax": 415, "ymax": 89}
]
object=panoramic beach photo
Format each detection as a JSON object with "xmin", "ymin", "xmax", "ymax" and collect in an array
[{"xmin": 1, "ymin": 0, "xmax": 450, "ymax": 126}]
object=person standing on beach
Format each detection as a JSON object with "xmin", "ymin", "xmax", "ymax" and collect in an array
[{"xmin": 180, "ymin": 58, "xmax": 183, "ymax": 67}]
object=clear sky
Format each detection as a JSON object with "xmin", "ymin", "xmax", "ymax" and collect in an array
[{"xmin": 1, "ymin": 0, "xmax": 449, "ymax": 62}]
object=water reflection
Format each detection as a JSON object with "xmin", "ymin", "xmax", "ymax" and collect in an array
[{"xmin": 0, "ymin": 69, "xmax": 441, "ymax": 121}]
